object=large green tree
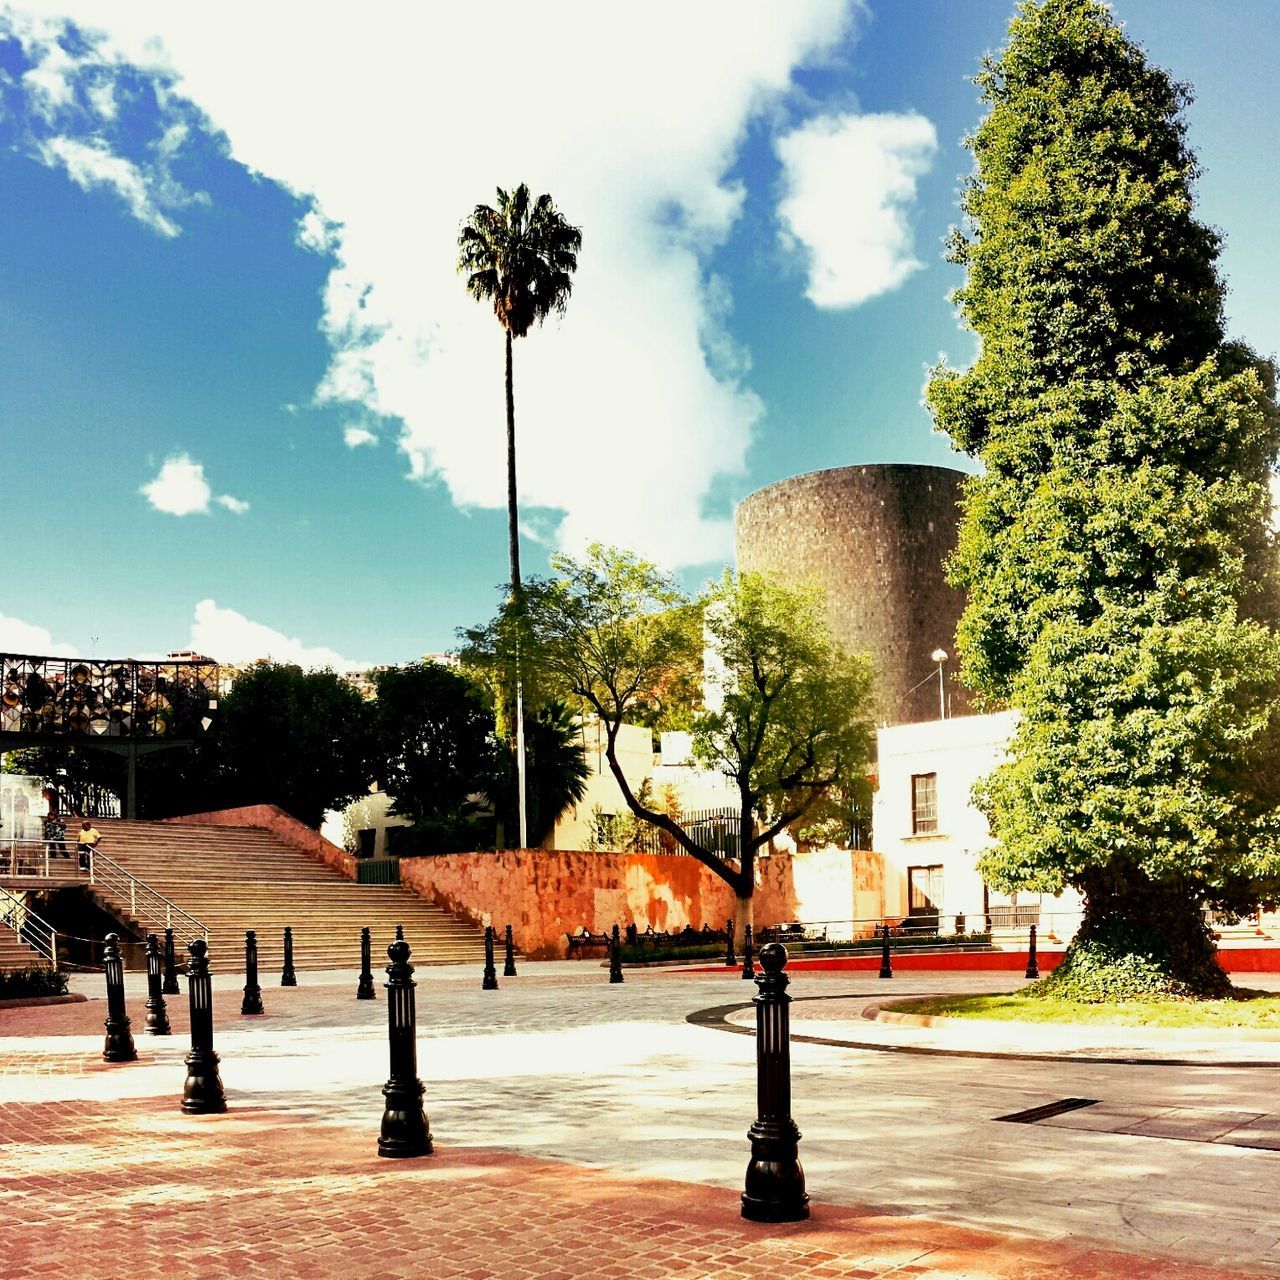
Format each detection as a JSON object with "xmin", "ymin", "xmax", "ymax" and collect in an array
[
  {"xmin": 216, "ymin": 663, "xmax": 376, "ymax": 828},
  {"xmin": 468, "ymin": 546, "xmax": 874, "ymax": 926},
  {"xmin": 370, "ymin": 661, "xmax": 497, "ymax": 851},
  {"xmin": 457, "ymin": 183, "xmax": 582, "ymax": 593},
  {"xmin": 928, "ymin": 0, "xmax": 1280, "ymax": 998}
]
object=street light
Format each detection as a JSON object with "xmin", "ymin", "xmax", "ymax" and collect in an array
[{"xmin": 930, "ymin": 649, "xmax": 948, "ymax": 721}]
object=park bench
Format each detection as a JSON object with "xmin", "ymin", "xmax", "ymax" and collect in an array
[
  {"xmin": 759, "ymin": 922, "xmax": 828, "ymax": 946},
  {"xmin": 565, "ymin": 927, "xmax": 611, "ymax": 958}
]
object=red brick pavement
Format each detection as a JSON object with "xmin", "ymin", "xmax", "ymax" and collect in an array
[{"xmin": 0, "ymin": 1092, "xmax": 1260, "ymax": 1280}]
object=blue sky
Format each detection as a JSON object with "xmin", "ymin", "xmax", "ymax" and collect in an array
[{"xmin": 1, "ymin": 1, "xmax": 1277, "ymax": 668}]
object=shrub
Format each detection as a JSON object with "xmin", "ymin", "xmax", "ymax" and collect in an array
[{"xmin": 0, "ymin": 965, "xmax": 70, "ymax": 999}]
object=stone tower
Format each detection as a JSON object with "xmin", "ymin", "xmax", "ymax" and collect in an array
[{"xmin": 734, "ymin": 463, "xmax": 970, "ymax": 726}]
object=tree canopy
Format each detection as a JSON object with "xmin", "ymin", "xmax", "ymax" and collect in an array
[
  {"xmin": 370, "ymin": 661, "xmax": 497, "ymax": 850},
  {"xmin": 927, "ymin": 0, "xmax": 1280, "ymax": 998},
  {"xmin": 466, "ymin": 545, "xmax": 874, "ymax": 918}
]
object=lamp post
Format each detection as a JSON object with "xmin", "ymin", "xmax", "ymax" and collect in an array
[{"xmin": 931, "ymin": 648, "xmax": 948, "ymax": 721}]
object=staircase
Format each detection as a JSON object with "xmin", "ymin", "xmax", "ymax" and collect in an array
[
  {"xmin": 0, "ymin": 888, "xmax": 53, "ymax": 970},
  {"xmin": 0, "ymin": 927, "xmax": 46, "ymax": 970},
  {"xmin": 84, "ymin": 819, "xmax": 486, "ymax": 971}
]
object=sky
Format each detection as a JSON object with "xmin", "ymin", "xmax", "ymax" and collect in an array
[{"xmin": 1, "ymin": 1, "xmax": 1277, "ymax": 669}]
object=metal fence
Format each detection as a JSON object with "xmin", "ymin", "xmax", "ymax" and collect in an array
[
  {"xmin": 0, "ymin": 653, "xmax": 218, "ymax": 741},
  {"xmin": 594, "ymin": 806, "xmax": 742, "ymax": 858}
]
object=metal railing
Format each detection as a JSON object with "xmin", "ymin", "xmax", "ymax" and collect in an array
[
  {"xmin": 1, "ymin": 836, "xmax": 82, "ymax": 878},
  {"xmin": 800, "ymin": 908, "xmax": 1084, "ymax": 940},
  {"xmin": 0, "ymin": 885, "xmax": 57, "ymax": 964},
  {"xmin": 355, "ymin": 856, "xmax": 400, "ymax": 885},
  {"xmin": 86, "ymin": 848, "xmax": 207, "ymax": 942}
]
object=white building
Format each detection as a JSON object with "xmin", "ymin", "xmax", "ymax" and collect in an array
[{"xmin": 872, "ymin": 711, "xmax": 1082, "ymax": 939}]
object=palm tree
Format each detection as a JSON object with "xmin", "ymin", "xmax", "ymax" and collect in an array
[{"xmin": 457, "ymin": 183, "xmax": 582, "ymax": 593}]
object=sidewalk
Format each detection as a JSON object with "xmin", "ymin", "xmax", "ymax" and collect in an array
[
  {"xmin": 4, "ymin": 967, "xmax": 1278, "ymax": 1278},
  {"xmin": 0, "ymin": 1093, "xmax": 1258, "ymax": 1280}
]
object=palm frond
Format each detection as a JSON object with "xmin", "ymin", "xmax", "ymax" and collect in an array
[{"xmin": 457, "ymin": 181, "xmax": 582, "ymax": 337}]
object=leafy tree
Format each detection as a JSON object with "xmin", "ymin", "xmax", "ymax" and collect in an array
[
  {"xmin": 467, "ymin": 546, "xmax": 874, "ymax": 925},
  {"xmin": 216, "ymin": 663, "xmax": 375, "ymax": 828},
  {"xmin": 370, "ymin": 661, "xmax": 497, "ymax": 852},
  {"xmin": 457, "ymin": 183, "xmax": 582, "ymax": 593},
  {"xmin": 927, "ymin": 0, "xmax": 1280, "ymax": 998}
]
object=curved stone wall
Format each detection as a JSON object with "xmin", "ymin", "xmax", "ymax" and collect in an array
[{"xmin": 735, "ymin": 464, "xmax": 971, "ymax": 725}]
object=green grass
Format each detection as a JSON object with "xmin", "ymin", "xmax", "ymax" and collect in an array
[{"xmin": 898, "ymin": 989, "xmax": 1280, "ymax": 1029}]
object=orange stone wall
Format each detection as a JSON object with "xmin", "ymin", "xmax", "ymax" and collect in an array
[{"xmin": 398, "ymin": 849, "xmax": 868, "ymax": 959}]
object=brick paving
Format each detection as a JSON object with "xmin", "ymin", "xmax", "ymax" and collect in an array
[
  {"xmin": 0, "ymin": 1094, "xmax": 1257, "ymax": 1280},
  {"xmin": 2, "ymin": 967, "xmax": 1278, "ymax": 1278}
]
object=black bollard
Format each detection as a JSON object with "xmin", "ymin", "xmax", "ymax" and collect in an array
[
  {"xmin": 740, "ymin": 923, "xmax": 755, "ymax": 980},
  {"xmin": 742, "ymin": 943, "xmax": 808, "ymax": 1222},
  {"xmin": 102, "ymin": 932, "xmax": 138, "ymax": 1062},
  {"xmin": 281, "ymin": 926, "xmax": 297, "ymax": 986},
  {"xmin": 482, "ymin": 925, "xmax": 499, "ymax": 990},
  {"xmin": 356, "ymin": 926, "xmax": 376, "ymax": 1000},
  {"xmin": 609, "ymin": 923, "xmax": 624, "ymax": 984},
  {"xmin": 144, "ymin": 933, "xmax": 172, "ymax": 1036},
  {"xmin": 503, "ymin": 924, "xmax": 518, "ymax": 978},
  {"xmin": 162, "ymin": 926, "xmax": 180, "ymax": 995},
  {"xmin": 241, "ymin": 930, "xmax": 264, "ymax": 1015},
  {"xmin": 395, "ymin": 924, "xmax": 404, "ymax": 941},
  {"xmin": 879, "ymin": 923, "xmax": 893, "ymax": 979},
  {"xmin": 1025, "ymin": 923, "xmax": 1040, "ymax": 980},
  {"xmin": 378, "ymin": 937, "xmax": 432, "ymax": 1158},
  {"xmin": 724, "ymin": 917, "xmax": 737, "ymax": 967},
  {"xmin": 181, "ymin": 939, "xmax": 227, "ymax": 1114}
]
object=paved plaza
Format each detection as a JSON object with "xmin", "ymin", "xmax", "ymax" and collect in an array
[{"xmin": 3, "ymin": 961, "xmax": 1279, "ymax": 1278}]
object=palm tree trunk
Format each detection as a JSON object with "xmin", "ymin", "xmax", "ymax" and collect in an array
[
  {"xmin": 504, "ymin": 328, "xmax": 520, "ymax": 592},
  {"xmin": 503, "ymin": 326, "xmax": 528, "ymax": 846}
]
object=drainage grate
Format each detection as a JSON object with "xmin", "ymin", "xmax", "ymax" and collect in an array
[{"xmin": 995, "ymin": 1097, "xmax": 1100, "ymax": 1125}]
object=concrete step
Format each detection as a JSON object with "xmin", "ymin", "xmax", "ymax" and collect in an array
[{"xmin": 81, "ymin": 818, "xmax": 485, "ymax": 967}]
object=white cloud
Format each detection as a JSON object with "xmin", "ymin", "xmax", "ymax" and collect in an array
[
  {"xmin": 141, "ymin": 453, "xmax": 212, "ymax": 514},
  {"xmin": 189, "ymin": 599, "xmax": 366, "ymax": 671},
  {"xmin": 39, "ymin": 134, "xmax": 180, "ymax": 237},
  {"xmin": 343, "ymin": 425, "xmax": 377, "ymax": 449},
  {"xmin": 3, "ymin": 1, "xmax": 855, "ymax": 568},
  {"xmin": 776, "ymin": 110, "xmax": 937, "ymax": 308},
  {"xmin": 0, "ymin": 613, "xmax": 76, "ymax": 657},
  {"xmin": 141, "ymin": 453, "xmax": 246, "ymax": 515}
]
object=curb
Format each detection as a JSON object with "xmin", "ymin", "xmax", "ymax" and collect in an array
[
  {"xmin": 0, "ymin": 993, "xmax": 88, "ymax": 1009},
  {"xmin": 863, "ymin": 995, "xmax": 1280, "ymax": 1043}
]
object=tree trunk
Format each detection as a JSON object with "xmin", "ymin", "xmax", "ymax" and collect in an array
[
  {"xmin": 732, "ymin": 893, "xmax": 754, "ymax": 941},
  {"xmin": 1040, "ymin": 868, "xmax": 1232, "ymax": 1001},
  {"xmin": 504, "ymin": 328, "xmax": 520, "ymax": 593}
]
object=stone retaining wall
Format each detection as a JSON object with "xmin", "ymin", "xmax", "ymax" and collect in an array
[{"xmin": 398, "ymin": 848, "xmax": 874, "ymax": 959}]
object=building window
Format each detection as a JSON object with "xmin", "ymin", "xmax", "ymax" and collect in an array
[
  {"xmin": 911, "ymin": 772, "xmax": 938, "ymax": 834},
  {"xmin": 908, "ymin": 865, "xmax": 944, "ymax": 917}
]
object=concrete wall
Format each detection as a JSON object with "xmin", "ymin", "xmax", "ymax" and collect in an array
[
  {"xmin": 321, "ymin": 789, "xmax": 410, "ymax": 858},
  {"xmin": 551, "ymin": 720, "xmax": 655, "ymax": 850},
  {"xmin": 735, "ymin": 463, "xmax": 971, "ymax": 725},
  {"xmin": 399, "ymin": 847, "xmax": 863, "ymax": 958}
]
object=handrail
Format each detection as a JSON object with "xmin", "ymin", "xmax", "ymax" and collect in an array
[
  {"xmin": 0, "ymin": 885, "xmax": 57, "ymax": 964},
  {"xmin": 87, "ymin": 847, "xmax": 207, "ymax": 942},
  {"xmin": 1, "ymin": 836, "xmax": 78, "ymax": 879}
]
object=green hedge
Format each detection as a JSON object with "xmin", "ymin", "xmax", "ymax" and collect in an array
[{"xmin": 0, "ymin": 965, "xmax": 69, "ymax": 999}]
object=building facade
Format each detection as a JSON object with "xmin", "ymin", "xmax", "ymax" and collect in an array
[{"xmin": 872, "ymin": 711, "xmax": 1083, "ymax": 938}]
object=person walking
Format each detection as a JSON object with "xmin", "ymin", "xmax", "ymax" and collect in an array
[{"xmin": 77, "ymin": 821, "xmax": 102, "ymax": 872}]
